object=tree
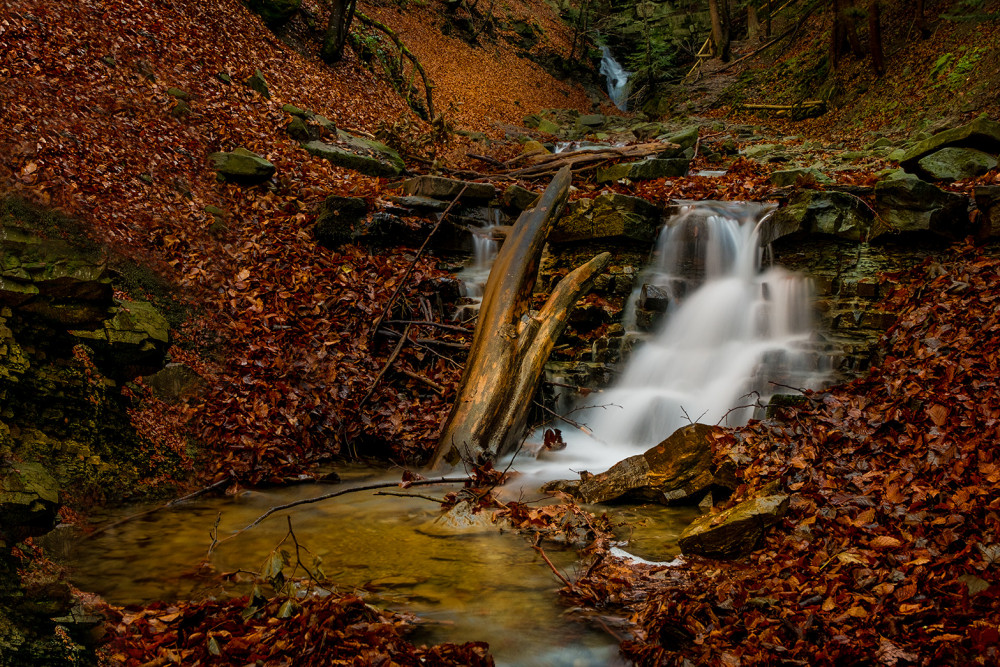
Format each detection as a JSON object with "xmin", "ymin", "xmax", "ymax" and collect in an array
[
  {"xmin": 708, "ymin": 0, "xmax": 732, "ymax": 61},
  {"xmin": 321, "ymin": 0, "xmax": 358, "ymax": 63},
  {"xmin": 431, "ymin": 167, "xmax": 610, "ymax": 468},
  {"xmin": 867, "ymin": 0, "xmax": 884, "ymax": 74}
]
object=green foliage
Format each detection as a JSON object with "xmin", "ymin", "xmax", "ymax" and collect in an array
[
  {"xmin": 929, "ymin": 46, "xmax": 987, "ymax": 89},
  {"xmin": 941, "ymin": 0, "xmax": 1000, "ymax": 21}
]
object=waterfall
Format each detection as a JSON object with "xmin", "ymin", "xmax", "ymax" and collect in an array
[
  {"xmin": 454, "ymin": 225, "xmax": 499, "ymax": 320},
  {"xmin": 517, "ymin": 202, "xmax": 827, "ymax": 478},
  {"xmin": 599, "ymin": 46, "xmax": 631, "ymax": 111}
]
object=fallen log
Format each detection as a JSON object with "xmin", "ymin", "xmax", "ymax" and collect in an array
[
  {"xmin": 500, "ymin": 141, "xmax": 678, "ymax": 180},
  {"xmin": 431, "ymin": 166, "xmax": 611, "ymax": 468}
]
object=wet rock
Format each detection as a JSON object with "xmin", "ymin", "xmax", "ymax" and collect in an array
[
  {"xmin": 596, "ymin": 157, "xmax": 689, "ymax": 183},
  {"xmin": 873, "ymin": 170, "xmax": 970, "ymax": 239},
  {"xmin": 638, "ymin": 283, "xmax": 671, "ymax": 311},
  {"xmin": 142, "ymin": 363, "xmax": 206, "ymax": 403},
  {"xmin": 899, "ymin": 115, "xmax": 1000, "ymax": 171},
  {"xmin": 769, "ymin": 167, "xmax": 833, "ymax": 187},
  {"xmin": 314, "ymin": 196, "xmax": 369, "ymax": 248},
  {"xmin": 575, "ymin": 423, "xmax": 723, "ymax": 505},
  {"xmin": 974, "ymin": 185, "xmax": 1000, "ymax": 238},
  {"xmin": 678, "ymin": 494, "xmax": 789, "ymax": 558},
  {"xmin": 398, "ymin": 175, "xmax": 496, "ymax": 201},
  {"xmin": 0, "ymin": 462, "xmax": 59, "ymax": 541},
  {"xmin": 386, "ymin": 195, "xmax": 449, "ymax": 213},
  {"xmin": 550, "ymin": 193, "xmax": 662, "ymax": 243},
  {"xmin": 502, "ymin": 184, "xmax": 539, "ymax": 211},
  {"xmin": 303, "ymin": 137, "xmax": 403, "ymax": 178},
  {"xmin": 208, "ymin": 147, "xmax": 275, "ymax": 184},
  {"xmin": 917, "ymin": 147, "xmax": 997, "ymax": 182},
  {"xmin": 762, "ymin": 190, "xmax": 874, "ymax": 244}
]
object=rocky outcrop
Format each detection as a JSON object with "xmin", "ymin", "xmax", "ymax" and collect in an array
[
  {"xmin": 917, "ymin": 147, "xmax": 997, "ymax": 182},
  {"xmin": 314, "ymin": 196, "xmax": 369, "ymax": 248},
  {"xmin": 873, "ymin": 170, "xmax": 970, "ymax": 238},
  {"xmin": 550, "ymin": 193, "xmax": 662, "ymax": 244},
  {"xmin": 0, "ymin": 462, "xmax": 59, "ymax": 542},
  {"xmin": 574, "ymin": 423, "xmax": 724, "ymax": 504},
  {"xmin": 246, "ymin": 0, "xmax": 302, "ymax": 25},
  {"xmin": 974, "ymin": 185, "xmax": 1000, "ymax": 238},
  {"xmin": 596, "ymin": 157, "xmax": 689, "ymax": 183},
  {"xmin": 899, "ymin": 115, "xmax": 1000, "ymax": 173},
  {"xmin": 303, "ymin": 132, "xmax": 404, "ymax": 178},
  {"xmin": 762, "ymin": 190, "xmax": 874, "ymax": 243},
  {"xmin": 678, "ymin": 493, "xmax": 790, "ymax": 558},
  {"xmin": 208, "ymin": 147, "xmax": 276, "ymax": 184},
  {"xmin": 398, "ymin": 175, "xmax": 497, "ymax": 201}
]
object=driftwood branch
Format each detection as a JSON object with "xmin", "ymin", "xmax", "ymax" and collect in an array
[
  {"xmin": 359, "ymin": 323, "xmax": 411, "ymax": 408},
  {"xmin": 499, "ymin": 141, "xmax": 678, "ymax": 179}
]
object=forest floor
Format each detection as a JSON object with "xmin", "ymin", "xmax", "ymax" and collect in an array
[{"xmin": 2, "ymin": 0, "xmax": 1000, "ymax": 664}]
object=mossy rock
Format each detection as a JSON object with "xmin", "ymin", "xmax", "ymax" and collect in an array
[
  {"xmin": 246, "ymin": 0, "xmax": 302, "ymax": 25},
  {"xmin": 679, "ymin": 494, "xmax": 790, "ymax": 558},
  {"xmin": 550, "ymin": 193, "xmax": 662, "ymax": 243},
  {"xmin": 303, "ymin": 138, "xmax": 403, "ymax": 178},
  {"xmin": 244, "ymin": 69, "xmax": 271, "ymax": 98},
  {"xmin": 899, "ymin": 115, "xmax": 1000, "ymax": 171},
  {"xmin": 314, "ymin": 196, "xmax": 369, "ymax": 248},
  {"xmin": 0, "ymin": 462, "xmax": 59, "ymax": 540},
  {"xmin": 208, "ymin": 147, "xmax": 276, "ymax": 184}
]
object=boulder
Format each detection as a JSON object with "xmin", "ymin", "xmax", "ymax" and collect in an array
[
  {"xmin": 69, "ymin": 300, "xmax": 171, "ymax": 375},
  {"xmin": 575, "ymin": 423, "xmax": 722, "ymax": 504},
  {"xmin": 917, "ymin": 147, "xmax": 997, "ymax": 182},
  {"xmin": 303, "ymin": 138, "xmax": 403, "ymax": 178},
  {"xmin": 244, "ymin": 69, "xmax": 271, "ymax": 98},
  {"xmin": 769, "ymin": 167, "xmax": 833, "ymax": 187},
  {"xmin": 386, "ymin": 195, "xmax": 450, "ymax": 212},
  {"xmin": 208, "ymin": 147, "xmax": 276, "ymax": 184},
  {"xmin": 658, "ymin": 125, "xmax": 700, "ymax": 156},
  {"xmin": 501, "ymin": 184, "xmax": 539, "ymax": 211},
  {"xmin": 762, "ymin": 190, "xmax": 874, "ymax": 244},
  {"xmin": 873, "ymin": 170, "xmax": 970, "ymax": 239},
  {"xmin": 596, "ymin": 158, "xmax": 689, "ymax": 183},
  {"xmin": 974, "ymin": 185, "xmax": 1000, "ymax": 238},
  {"xmin": 678, "ymin": 493, "xmax": 789, "ymax": 558},
  {"xmin": 0, "ymin": 462, "xmax": 59, "ymax": 541},
  {"xmin": 550, "ymin": 193, "xmax": 662, "ymax": 244},
  {"xmin": 579, "ymin": 114, "xmax": 606, "ymax": 127},
  {"xmin": 142, "ymin": 363, "xmax": 207, "ymax": 403},
  {"xmin": 399, "ymin": 175, "xmax": 496, "ymax": 201},
  {"xmin": 246, "ymin": 0, "xmax": 302, "ymax": 25},
  {"xmin": 313, "ymin": 196, "xmax": 369, "ymax": 247},
  {"xmin": 900, "ymin": 116, "xmax": 1000, "ymax": 171}
]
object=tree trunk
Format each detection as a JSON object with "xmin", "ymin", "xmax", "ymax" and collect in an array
[
  {"xmin": 321, "ymin": 0, "xmax": 357, "ymax": 63},
  {"xmin": 748, "ymin": 3, "xmax": 760, "ymax": 41},
  {"xmin": 868, "ymin": 0, "xmax": 884, "ymax": 74},
  {"xmin": 915, "ymin": 0, "xmax": 929, "ymax": 38},
  {"xmin": 844, "ymin": 0, "xmax": 864, "ymax": 57},
  {"xmin": 708, "ymin": 0, "xmax": 731, "ymax": 62},
  {"xmin": 830, "ymin": 0, "xmax": 842, "ymax": 69},
  {"xmin": 766, "ymin": 0, "xmax": 772, "ymax": 37},
  {"xmin": 431, "ymin": 166, "xmax": 611, "ymax": 468}
]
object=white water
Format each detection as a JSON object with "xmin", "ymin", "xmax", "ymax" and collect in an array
[
  {"xmin": 454, "ymin": 225, "xmax": 499, "ymax": 320},
  {"xmin": 599, "ymin": 46, "xmax": 631, "ymax": 111},
  {"xmin": 516, "ymin": 202, "xmax": 826, "ymax": 481}
]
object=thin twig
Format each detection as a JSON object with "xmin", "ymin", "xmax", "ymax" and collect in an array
[
  {"xmin": 466, "ymin": 153, "xmax": 504, "ymax": 168},
  {"xmin": 86, "ymin": 477, "xmax": 231, "ymax": 539},
  {"xmin": 369, "ymin": 186, "xmax": 469, "ymax": 340},
  {"xmin": 533, "ymin": 400, "xmax": 593, "ymax": 436},
  {"xmin": 399, "ymin": 369, "xmax": 445, "ymax": 394},
  {"xmin": 533, "ymin": 535, "xmax": 575, "ymax": 592},
  {"xmin": 386, "ymin": 319, "xmax": 472, "ymax": 333},
  {"xmin": 208, "ymin": 477, "xmax": 471, "ymax": 555},
  {"xmin": 374, "ymin": 490, "xmax": 448, "ymax": 503},
  {"xmin": 359, "ymin": 323, "xmax": 411, "ymax": 408}
]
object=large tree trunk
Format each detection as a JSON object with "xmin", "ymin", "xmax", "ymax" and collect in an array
[
  {"xmin": 868, "ymin": 0, "xmax": 884, "ymax": 74},
  {"xmin": 321, "ymin": 0, "xmax": 358, "ymax": 63},
  {"xmin": 431, "ymin": 166, "xmax": 610, "ymax": 469},
  {"xmin": 708, "ymin": 0, "xmax": 731, "ymax": 62}
]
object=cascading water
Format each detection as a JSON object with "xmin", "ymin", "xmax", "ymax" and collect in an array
[
  {"xmin": 519, "ymin": 201, "xmax": 827, "ymax": 479},
  {"xmin": 454, "ymin": 223, "xmax": 499, "ymax": 320},
  {"xmin": 599, "ymin": 46, "xmax": 631, "ymax": 111}
]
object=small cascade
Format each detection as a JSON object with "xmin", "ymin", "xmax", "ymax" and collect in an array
[
  {"xmin": 519, "ymin": 201, "xmax": 827, "ymax": 478},
  {"xmin": 599, "ymin": 46, "xmax": 631, "ymax": 111},
  {"xmin": 454, "ymin": 225, "xmax": 499, "ymax": 320}
]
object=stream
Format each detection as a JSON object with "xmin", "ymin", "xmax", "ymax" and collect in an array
[{"xmin": 56, "ymin": 201, "xmax": 826, "ymax": 665}]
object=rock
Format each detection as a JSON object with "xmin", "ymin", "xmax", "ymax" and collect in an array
[
  {"xmin": 0, "ymin": 226, "xmax": 113, "ymax": 327},
  {"xmin": 536, "ymin": 118, "xmax": 561, "ymax": 135},
  {"xmin": 142, "ymin": 363, "xmax": 207, "ymax": 403},
  {"xmin": 658, "ymin": 125, "xmax": 700, "ymax": 156},
  {"xmin": 386, "ymin": 195, "xmax": 449, "ymax": 212},
  {"xmin": 917, "ymin": 147, "xmax": 997, "ymax": 182},
  {"xmin": 416, "ymin": 501, "xmax": 506, "ymax": 536},
  {"xmin": 579, "ymin": 113, "xmax": 606, "ymax": 127},
  {"xmin": 974, "ymin": 185, "xmax": 1000, "ymax": 238},
  {"xmin": 170, "ymin": 100, "xmax": 191, "ymax": 119},
  {"xmin": 282, "ymin": 103, "xmax": 309, "ymax": 116},
  {"xmin": 0, "ymin": 462, "xmax": 59, "ymax": 541},
  {"xmin": 286, "ymin": 116, "xmax": 317, "ymax": 142},
  {"xmin": 246, "ymin": 0, "xmax": 302, "ymax": 25},
  {"xmin": 550, "ymin": 193, "xmax": 662, "ymax": 244},
  {"xmin": 575, "ymin": 424, "xmax": 723, "ymax": 504},
  {"xmin": 678, "ymin": 494, "xmax": 790, "ymax": 558},
  {"xmin": 313, "ymin": 196, "xmax": 369, "ymax": 247},
  {"xmin": 217, "ymin": 72, "xmax": 232, "ymax": 84},
  {"xmin": 302, "ymin": 138, "xmax": 403, "ymax": 178},
  {"xmin": 521, "ymin": 139, "xmax": 549, "ymax": 156},
  {"xmin": 741, "ymin": 143, "xmax": 777, "ymax": 159},
  {"xmin": 208, "ymin": 147, "xmax": 276, "ymax": 184},
  {"xmin": 873, "ymin": 170, "xmax": 970, "ymax": 239},
  {"xmin": 769, "ymin": 167, "xmax": 833, "ymax": 187},
  {"xmin": 69, "ymin": 300, "xmax": 171, "ymax": 375},
  {"xmin": 762, "ymin": 190, "xmax": 874, "ymax": 244},
  {"xmin": 596, "ymin": 158, "xmax": 689, "ymax": 183},
  {"xmin": 900, "ymin": 115, "xmax": 1000, "ymax": 170},
  {"xmin": 166, "ymin": 87, "xmax": 189, "ymax": 99},
  {"xmin": 638, "ymin": 283, "xmax": 671, "ymax": 311},
  {"xmin": 501, "ymin": 184, "xmax": 539, "ymax": 211},
  {"xmin": 244, "ymin": 69, "xmax": 271, "ymax": 98},
  {"xmin": 398, "ymin": 175, "xmax": 496, "ymax": 201}
]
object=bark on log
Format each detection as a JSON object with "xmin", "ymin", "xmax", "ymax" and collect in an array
[{"xmin": 431, "ymin": 166, "xmax": 611, "ymax": 468}]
